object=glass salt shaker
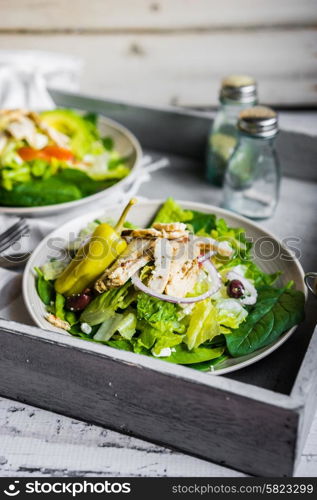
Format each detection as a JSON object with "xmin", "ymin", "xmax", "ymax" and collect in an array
[
  {"xmin": 223, "ymin": 106, "xmax": 280, "ymax": 220},
  {"xmin": 206, "ymin": 75, "xmax": 257, "ymax": 186}
]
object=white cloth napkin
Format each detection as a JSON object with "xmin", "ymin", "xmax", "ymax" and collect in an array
[
  {"xmin": 0, "ymin": 50, "xmax": 82, "ymax": 110},
  {"xmin": 0, "ymin": 268, "xmax": 32, "ymax": 324}
]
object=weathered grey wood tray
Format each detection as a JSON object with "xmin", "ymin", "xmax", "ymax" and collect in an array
[{"xmin": 0, "ymin": 90, "xmax": 316, "ymax": 477}]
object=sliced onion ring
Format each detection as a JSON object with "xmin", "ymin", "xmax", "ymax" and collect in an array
[{"xmin": 131, "ymin": 259, "xmax": 221, "ymax": 304}]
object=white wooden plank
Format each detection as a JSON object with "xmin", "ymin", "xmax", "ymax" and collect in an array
[
  {"xmin": 0, "ymin": 398, "xmax": 244, "ymax": 477},
  {"xmin": 0, "ymin": 30, "xmax": 316, "ymax": 107},
  {"xmin": 0, "ymin": 395, "xmax": 317, "ymax": 477},
  {"xmin": 1, "ymin": 0, "xmax": 317, "ymax": 31}
]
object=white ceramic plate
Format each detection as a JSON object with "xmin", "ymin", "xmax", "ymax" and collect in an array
[
  {"xmin": 23, "ymin": 200, "xmax": 306, "ymax": 375},
  {"xmin": 0, "ymin": 115, "xmax": 142, "ymax": 216}
]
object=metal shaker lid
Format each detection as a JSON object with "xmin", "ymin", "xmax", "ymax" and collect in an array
[
  {"xmin": 238, "ymin": 106, "xmax": 278, "ymax": 138},
  {"xmin": 220, "ymin": 75, "xmax": 257, "ymax": 103}
]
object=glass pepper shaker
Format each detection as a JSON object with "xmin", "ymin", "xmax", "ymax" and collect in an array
[
  {"xmin": 206, "ymin": 75, "xmax": 257, "ymax": 186},
  {"xmin": 223, "ymin": 106, "xmax": 280, "ymax": 220}
]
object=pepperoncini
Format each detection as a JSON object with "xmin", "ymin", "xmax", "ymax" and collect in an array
[{"xmin": 55, "ymin": 198, "xmax": 137, "ymax": 296}]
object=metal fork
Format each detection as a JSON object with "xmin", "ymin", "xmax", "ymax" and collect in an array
[{"xmin": 0, "ymin": 218, "xmax": 29, "ymax": 254}]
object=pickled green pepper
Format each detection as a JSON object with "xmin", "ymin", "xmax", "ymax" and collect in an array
[{"xmin": 55, "ymin": 198, "xmax": 137, "ymax": 296}]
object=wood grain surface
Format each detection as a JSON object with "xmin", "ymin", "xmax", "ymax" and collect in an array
[
  {"xmin": 1, "ymin": 0, "xmax": 316, "ymax": 30},
  {"xmin": 0, "ymin": 397, "xmax": 316, "ymax": 477},
  {"xmin": 0, "ymin": 0, "xmax": 316, "ymax": 107}
]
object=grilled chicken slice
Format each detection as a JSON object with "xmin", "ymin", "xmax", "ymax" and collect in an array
[
  {"xmin": 122, "ymin": 228, "xmax": 162, "ymax": 239},
  {"xmin": 95, "ymin": 239, "xmax": 154, "ymax": 292},
  {"xmin": 197, "ymin": 239, "xmax": 234, "ymax": 258},
  {"xmin": 153, "ymin": 222, "xmax": 188, "ymax": 240},
  {"xmin": 46, "ymin": 314, "xmax": 70, "ymax": 331},
  {"xmin": 147, "ymin": 238, "xmax": 173, "ymax": 293},
  {"xmin": 7, "ymin": 116, "xmax": 49, "ymax": 149},
  {"xmin": 165, "ymin": 239, "xmax": 200, "ymax": 297},
  {"xmin": 122, "ymin": 223, "xmax": 189, "ymax": 241},
  {"xmin": 0, "ymin": 109, "xmax": 28, "ymax": 127},
  {"xmin": 0, "ymin": 109, "xmax": 69, "ymax": 149},
  {"xmin": 30, "ymin": 112, "xmax": 70, "ymax": 149},
  {"xmin": 153, "ymin": 222, "xmax": 187, "ymax": 232}
]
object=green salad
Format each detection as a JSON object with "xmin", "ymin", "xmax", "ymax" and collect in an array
[
  {"xmin": 35, "ymin": 198, "xmax": 305, "ymax": 371},
  {"xmin": 0, "ymin": 109, "xmax": 130, "ymax": 206}
]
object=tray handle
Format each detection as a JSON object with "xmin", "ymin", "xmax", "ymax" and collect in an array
[{"xmin": 304, "ymin": 272, "xmax": 317, "ymax": 296}]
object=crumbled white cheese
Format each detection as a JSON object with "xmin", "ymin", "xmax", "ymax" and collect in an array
[
  {"xmin": 81, "ymin": 323, "xmax": 92, "ymax": 334},
  {"xmin": 217, "ymin": 240, "xmax": 234, "ymax": 256},
  {"xmin": 152, "ymin": 347, "xmax": 172, "ymax": 358}
]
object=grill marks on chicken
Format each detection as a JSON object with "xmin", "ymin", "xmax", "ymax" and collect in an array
[
  {"xmin": 147, "ymin": 238, "xmax": 173, "ymax": 293},
  {"xmin": 94, "ymin": 222, "xmax": 230, "ymax": 297},
  {"xmin": 0, "ymin": 109, "xmax": 70, "ymax": 149},
  {"xmin": 121, "ymin": 223, "xmax": 189, "ymax": 241},
  {"xmin": 94, "ymin": 239, "xmax": 154, "ymax": 292},
  {"xmin": 164, "ymin": 239, "xmax": 200, "ymax": 298}
]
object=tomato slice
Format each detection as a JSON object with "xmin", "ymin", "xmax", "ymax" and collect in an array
[
  {"xmin": 42, "ymin": 146, "xmax": 74, "ymax": 161},
  {"xmin": 18, "ymin": 146, "xmax": 74, "ymax": 162},
  {"xmin": 18, "ymin": 147, "xmax": 47, "ymax": 162}
]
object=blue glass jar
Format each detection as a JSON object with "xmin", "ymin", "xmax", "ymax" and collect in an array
[
  {"xmin": 206, "ymin": 75, "xmax": 257, "ymax": 186},
  {"xmin": 223, "ymin": 106, "xmax": 280, "ymax": 220}
]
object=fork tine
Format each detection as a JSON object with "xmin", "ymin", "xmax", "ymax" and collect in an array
[
  {"xmin": 0, "ymin": 220, "xmax": 24, "ymax": 243},
  {"xmin": 0, "ymin": 220, "xmax": 27, "ymax": 250},
  {"xmin": 0, "ymin": 223, "xmax": 29, "ymax": 254},
  {"xmin": 0, "ymin": 224, "xmax": 26, "ymax": 253},
  {"xmin": 0, "ymin": 220, "xmax": 29, "ymax": 254}
]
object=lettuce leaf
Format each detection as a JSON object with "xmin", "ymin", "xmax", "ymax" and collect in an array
[
  {"xmin": 185, "ymin": 300, "xmax": 221, "ymax": 350},
  {"xmin": 152, "ymin": 197, "xmax": 193, "ymax": 224},
  {"xmin": 93, "ymin": 313, "xmax": 124, "ymax": 342},
  {"xmin": 80, "ymin": 282, "xmax": 131, "ymax": 325},
  {"xmin": 136, "ymin": 293, "xmax": 184, "ymax": 334},
  {"xmin": 185, "ymin": 297, "xmax": 248, "ymax": 350},
  {"xmin": 152, "ymin": 332, "xmax": 184, "ymax": 356},
  {"xmin": 216, "ymin": 299, "xmax": 248, "ymax": 331},
  {"xmin": 117, "ymin": 312, "xmax": 137, "ymax": 339},
  {"xmin": 41, "ymin": 259, "xmax": 69, "ymax": 281}
]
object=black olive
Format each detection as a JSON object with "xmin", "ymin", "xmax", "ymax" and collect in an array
[
  {"xmin": 65, "ymin": 291, "xmax": 92, "ymax": 312},
  {"xmin": 227, "ymin": 279, "xmax": 245, "ymax": 299}
]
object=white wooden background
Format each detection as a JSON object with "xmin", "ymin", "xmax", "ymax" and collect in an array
[{"xmin": 1, "ymin": 0, "xmax": 317, "ymax": 107}]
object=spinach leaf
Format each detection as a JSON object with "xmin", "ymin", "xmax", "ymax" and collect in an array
[
  {"xmin": 106, "ymin": 339, "xmax": 133, "ymax": 352},
  {"xmin": 152, "ymin": 198, "xmax": 216, "ymax": 234},
  {"xmin": 0, "ymin": 170, "xmax": 116, "ymax": 207},
  {"xmin": 163, "ymin": 344, "xmax": 224, "ymax": 365},
  {"xmin": 35, "ymin": 267, "xmax": 54, "ymax": 305},
  {"xmin": 191, "ymin": 354, "xmax": 229, "ymax": 371},
  {"xmin": 187, "ymin": 210, "xmax": 217, "ymax": 234},
  {"xmin": 83, "ymin": 112, "xmax": 98, "ymax": 126},
  {"xmin": 102, "ymin": 136, "xmax": 114, "ymax": 151},
  {"xmin": 225, "ymin": 286, "xmax": 305, "ymax": 357},
  {"xmin": 55, "ymin": 292, "xmax": 66, "ymax": 320}
]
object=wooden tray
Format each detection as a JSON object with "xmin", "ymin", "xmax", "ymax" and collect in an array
[{"xmin": 0, "ymin": 90, "xmax": 316, "ymax": 477}]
